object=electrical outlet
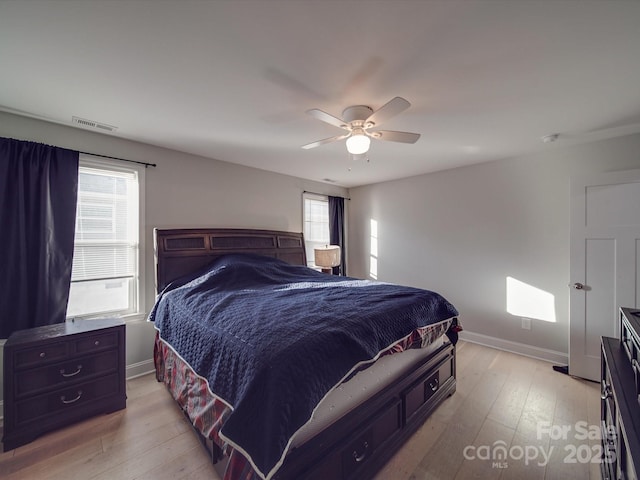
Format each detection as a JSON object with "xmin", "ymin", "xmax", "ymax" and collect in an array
[{"xmin": 521, "ymin": 317, "xmax": 531, "ymax": 330}]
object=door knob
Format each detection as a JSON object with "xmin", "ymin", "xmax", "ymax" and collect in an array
[{"xmin": 571, "ymin": 282, "xmax": 585, "ymax": 290}]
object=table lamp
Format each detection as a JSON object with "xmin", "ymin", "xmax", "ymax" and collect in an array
[{"xmin": 314, "ymin": 245, "xmax": 341, "ymax": 274}]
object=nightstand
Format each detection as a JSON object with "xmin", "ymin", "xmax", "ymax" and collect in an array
[{"xmin": 2, "ymin": 318, "xmax": 126, "ymax": 451}]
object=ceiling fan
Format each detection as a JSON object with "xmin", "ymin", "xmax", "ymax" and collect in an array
[{"xmin": 302, "ymin": 96, "xmax": 421, "ymax": 155}]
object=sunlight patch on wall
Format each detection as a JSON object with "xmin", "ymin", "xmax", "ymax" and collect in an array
[
  {"xmin": 370, "ymin": 219, "xmax": 378, "ymax": 279},
  {"xmin": 506, "ymin": 276, "xmax": 556, "ymax": 323}
]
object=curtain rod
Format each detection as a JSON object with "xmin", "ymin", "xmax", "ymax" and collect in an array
[
  {"xmin": 3, "ymin": 136, "xmax": 157, "ymax": 168},
  {"xmin": 79, "ymin": 150, "xmax": 156, "ymax": 168},
  {"xmin": 303, "ymin": 190, "xmax": 351, "ymax": 201}
]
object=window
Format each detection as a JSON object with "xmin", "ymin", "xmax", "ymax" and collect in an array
[
  {"xmin": 370, "ymin": 218, "xmax": 378, "ymax": 279},
  {"xmin": 303, "ymin": 193, "xmax": 329, "ymax": 268},
  {"xmin": 66, "ymin": 156, "xmax": 145, "ymax": 319}
]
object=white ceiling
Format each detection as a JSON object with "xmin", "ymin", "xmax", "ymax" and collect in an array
[{"xmin": 1, "ymin": 0, "xmax": 640, "ymax": 188}]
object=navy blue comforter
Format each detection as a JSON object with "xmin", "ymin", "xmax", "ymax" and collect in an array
[{"xmin": 149, "ymin": 254, "xmax": 457, "ymax": 479}]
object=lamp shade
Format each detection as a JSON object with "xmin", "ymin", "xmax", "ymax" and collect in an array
[{"xmin": 314, "ymin": 245, "xmax": 341, "ymax": 268}]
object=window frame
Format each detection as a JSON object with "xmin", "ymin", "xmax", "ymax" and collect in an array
[
  {"xmin": 302, "ymin": 192, "xmax": 330, "ymax": 269},
  {"xmin": 67, "ymin": 154, "xmax": 146, "ymax": 322}
]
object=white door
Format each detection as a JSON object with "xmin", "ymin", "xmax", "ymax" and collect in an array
[{"xmin": 570, "ymin": 169, "xmax": 640, "ymax": 381}]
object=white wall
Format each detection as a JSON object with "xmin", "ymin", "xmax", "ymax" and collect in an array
[
  {"xmin": 0, "ymin": 111, "xmax": 347, "ymax": 411},
  {"xmin": 348, "ymin": 133, "xmax": 640, "ymax": 360}
]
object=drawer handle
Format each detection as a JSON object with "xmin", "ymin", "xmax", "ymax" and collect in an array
[
  {"xmin": 94, "ymin": 340, "xmax": 100, "ymax": 346},
  {"xmin": 60, "ymin": 365, "xmax": 83, "ymax": 378},
  {"xmin": 60, "ymin": 390, "xmax": 83, "ymax": 404},
  {"xmin": 429, "ymin": 378, "xmax": 439, "ymax": 392},
  {"xmin": 601, "ymin": 380, "xmax": 612, "ymax": 400},
  {"xmin": 352, "ymin": 441, "xmax": 369, "ymax": 463},
  {"xmin": 39, "ymin": 352, "xmax": 46, "ymax": 358}
]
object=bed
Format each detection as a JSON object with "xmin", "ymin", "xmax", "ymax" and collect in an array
[{"xmin": 150, "ymin": 228, "xmax": 460, "ymax": 480}]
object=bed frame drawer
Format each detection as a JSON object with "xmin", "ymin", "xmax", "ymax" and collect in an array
[
  {"xmin": 341, "ymin": 399, "xmax": 402, "ymax": 478},
  {"xmin": 341, "ymin": 427, "xmax": 373, "ymax": 478},
  {"xmin": 297, "ymin": 399, "xmax": 402, "ymax": 480},
  {"xmin": 403, "ymin": 352, "xmax": 454, "ymax": 423},
  {"xmin": 275, "ymin": 343, "xmax": 456, "ymax": 480}
]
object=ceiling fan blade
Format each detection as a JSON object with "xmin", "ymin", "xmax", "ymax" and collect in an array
[
  {"xmin": 306, "ymin": 109, "xmax": 349, "ymax": 130},
  {"xmin": 373, "ymin": 130, "xmax": 421, "ymax": 144},
  {"xmin": 302, "ymin": 134, "xmax": 350, "ymax": 150},
  {"xmin": 365, "ymin": 97, "xmax": 411, "ymax": 127}
]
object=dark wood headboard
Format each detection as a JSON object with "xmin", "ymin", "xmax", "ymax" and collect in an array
[{"xmin": 154, "ymin": 228, "xmax": 307, "ymax": 293}]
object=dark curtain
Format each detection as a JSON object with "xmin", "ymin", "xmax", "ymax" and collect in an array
[
  {"xmin": 0, "ymin": 138, "xmax": 79, "ymax": 338},
  {"xmin": 328, "ymin": 195, "xmax": 346, "ymax": 276}
]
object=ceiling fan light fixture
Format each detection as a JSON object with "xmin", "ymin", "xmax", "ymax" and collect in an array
[
  {"xmin": 304, "ymin": 97, "xmax": 418, "ymax": 154},
  {"xmin": 346, "ymin": 131, "xmax": 370, "ymax": 155}
]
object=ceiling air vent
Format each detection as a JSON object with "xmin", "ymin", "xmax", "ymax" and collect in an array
[{"xmin": 72, "ymin": 116, "xmax": 117, "ymax": 132}]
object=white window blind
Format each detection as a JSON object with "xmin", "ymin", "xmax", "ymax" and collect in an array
[{"xmin": 67, "ymin": 164, "xmax": 139, "ymax": 318}]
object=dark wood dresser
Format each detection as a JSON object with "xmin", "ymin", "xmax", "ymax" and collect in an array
[
  {"xmin": 2, "ymin": 318, "xmax": 126, "ymax": 451},
  {"xmin": 601, "ymin": 307, "xmax": 640, "ymax": 479}
]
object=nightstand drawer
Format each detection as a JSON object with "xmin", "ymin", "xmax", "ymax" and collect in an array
[
  {"xmin": 75, "ymin": 331, "xmax": 118, "ymax": 353},
  {"xmin": 15, "ymin": 373, "xmax": 122, "ymax": 424},
  {"xmin": 14, "ymin": 342, "xmax": 68, "ymax": 369},
  {"xmin": 15, "ymin": 350, "xmax": 119, "ymax": 398}
]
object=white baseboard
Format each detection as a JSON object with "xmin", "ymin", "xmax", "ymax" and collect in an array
[
  {"xmin": 459, "ymin": 330, "xmax": 568, "ymax": 365},
  {"xmin": 126, "ymin": 359, "xmax": 155, "ymax": 379}
]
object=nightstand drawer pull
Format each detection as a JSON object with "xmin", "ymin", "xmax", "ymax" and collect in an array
[
  {"xmin": 60, "ymin": 365, "xmax": 83, "ymax": 378},
  {"xmin": 39, "ymin": 352, "xmax": 46, "ymax": 358},
  {"xmin": 60, "ymin": 390, "xmax": 83, "ymax": 404},
  {"xmin": 94, "ymin": 340, "xmax": 100, "ymax": 346}
]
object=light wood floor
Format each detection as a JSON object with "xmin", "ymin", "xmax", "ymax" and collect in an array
[{"xmin": 0, "ymin": 341, "xmax": 600, "ymax": 480}]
